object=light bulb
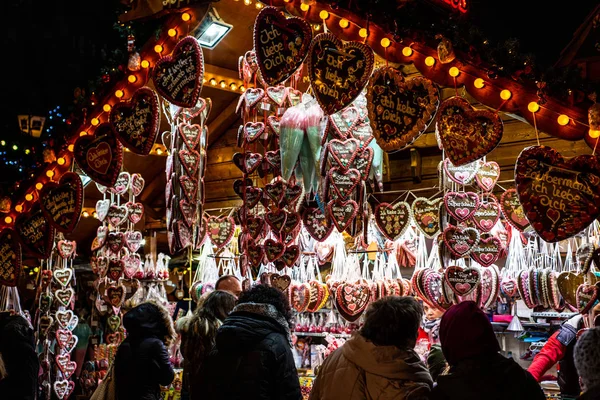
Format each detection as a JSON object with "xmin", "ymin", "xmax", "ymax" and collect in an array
[
  {"xmin": 168, "ymin": 29, "xmax": 177, "ymax": 37},
  {"xmin": 115, "ymin": 90, "xmax": 124, "ymax": 98},
  {"xmin": 15, "ymin": 205, "xmax": 23, "ymax": 213},
  {"xmin": 300, "ymin": 3, "xmax": 309, "ymax": 11},
  {"xmin": 46, "ymin": 170, "xmax": 54, "ymax": 178},
  {"xmin": 449, "ymin": 67, "xmax": 460, "ymax": 77},
  {"xmin": 474, "ymin": 78, "xmax": 485, "ymax": 89},
  {"xmin": 557, "ymin": 114, "xmax": 569, "ymax": 126},
  {"xmin": 82, "ymin": 211, "xmax": 90, "ymax": 218},
  {"xmin": 210, "ymin": 78, "xmax": 217, "ymax": 86},
  {"xmin": 181, "ymin": 12, "xmax": 191, "ymax": 21},
  {"xmin": 528, "ymin": 102, "xmax": 540, "ymax": 113},
  {"xmin": 57, "ymin": 157, "xmax": 66, "ymax": 165},
  {"xmin": 103, "ymin": 104, "xmax": 111, "ymax": 112},
  {"xmin": 500, "ymin": 89, "xmax": 512, "ymax": 101},
  {"xmin": 425, "ymin": 56, "xmax": 435, "ymax": 67},
  {"xmin": 589, "ymin": 129, "xmax": 600, "ymax": 139},
  {"xmin": 154, "ymin": 44, "xmax": 163, "ymax": 53},
  {"xmin": 219, "ymin": 80, "xmax": 226, "ymax": 88},
  {"xmin": 128, "ymin": 75, "xmax": 137, "ymax": 83},
  {"xmin": 141, "ymin": 60, "xmax": 150, "ymax": 69},
  {"xmin": 68, "ymin": 144, "xmax": 74, "ymax": 152},
  {"xmin": 402, "ymin": 47, "xmax": 413, "ymax": 57},
  {"xmin": 25, "ymin": 194, "xmax": 33, "ymax": 201},
  {"xmin": 380, "ymin": 38, "xmax": 391, "ymax": 48},
  {"xmin": 4, "ymin": 216, "xmax": 12, "ymax": 224},
  {"xmin": 359, "ymin": 28, "xmax": 368, "ymax": 38},
  {"xmin": 339, "ymin": 19, "xmax": 349, "ymax": 29},
  {"xmin": 319, "ymin": 10, "xmax": 329, "ymax": 19},
  {"xmin": 35, "ymin": 183, "xmax": 43, "ymax": 190},
  {"xmin": 91, "ymin": 118, "xmax": 100, "ymax": 126}
]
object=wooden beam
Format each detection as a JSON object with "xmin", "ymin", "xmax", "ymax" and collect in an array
[{"xmin": 207, "ymin": 100, "xmax": 240, "ymax": 149}]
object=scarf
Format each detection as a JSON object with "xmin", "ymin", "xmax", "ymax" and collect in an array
[
  {"xmin": 233, "ymin": 302, "xmax": 293, "ymax": 345},
  {"xmin": 422, "ymin": 316, "xmax": 441, "ymax": 344}
]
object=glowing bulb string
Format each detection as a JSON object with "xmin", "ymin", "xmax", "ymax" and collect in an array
[{"xmin": 532, "ymin": 112, "xmax": 541, "ymax": 147}]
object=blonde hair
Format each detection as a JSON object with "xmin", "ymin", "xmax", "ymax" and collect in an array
[{"xmin": 0, "ymin": 353, "xmax": 7, "ymax": 380}]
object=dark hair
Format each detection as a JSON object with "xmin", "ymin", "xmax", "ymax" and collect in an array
[
  {"xmin": 198, "ymin": 290, "xmax": 237, "ymax": 322},
  {"xmin": 123, "ymin": 302, "xmax": 176, "ymax": 345},
  {"xmin": 215, "ymin": 275, "xmax": 240, "ymax": 290},
  {"xmin": 361, "ymin": 296, "xmax": 423, "ymax": 349},
  {"xmin": 237, "ymin": 284, "xmax": 292, "ymax": 325}
]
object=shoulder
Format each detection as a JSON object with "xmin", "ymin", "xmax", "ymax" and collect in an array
[{"xmin": 259, "ymin": 332, "xmax": 291, "ymax": 357}]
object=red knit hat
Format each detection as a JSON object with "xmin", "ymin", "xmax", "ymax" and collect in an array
[{"xmin": 439, "ymin": 301, "xmax": 500, "ymax": 366}]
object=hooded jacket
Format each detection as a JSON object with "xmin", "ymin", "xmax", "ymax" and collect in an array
[
  {"xmin": 309, "ymin": 334, "xmax": 433, "ymax": 400},
  {"xmin": 195, "ymin": 303, "xmax": 301, "ymax": 400},
  {"xmin": 0, "ymin": 314, "xmax": 38, "ymax": 400},
  {"xmin": 114, "ymin": 303, "xmax": 175, "ymax": 400}
]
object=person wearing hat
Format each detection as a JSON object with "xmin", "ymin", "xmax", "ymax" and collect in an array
[{"xmin": 574, "ymin": 327, "xmax": 600, "ymax": 399}]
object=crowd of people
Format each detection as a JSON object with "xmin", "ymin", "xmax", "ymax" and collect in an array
[{"xmin": 1, "ymin": 276, "xmax": 599, "ymax": 400}]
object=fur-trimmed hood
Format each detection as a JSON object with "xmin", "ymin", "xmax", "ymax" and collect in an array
[{"xmin": 124, "ymin": 301, "xmax": 176, "ymax": 344}]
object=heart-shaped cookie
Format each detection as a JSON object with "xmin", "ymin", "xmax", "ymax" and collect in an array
[
  {"xmin": 246, "ymin": 239, "xmax": 264, "ymax": 273},
  {"xmin": 96, "ymin": 199, "xmax": 110, "ymax": 222},
  {"xmin": 335, "ymin": 282, "xmax": 371, "ymax": 322},
  {"xmin": 207, "ymin": 216, "xmax": 235, "ymax": 249},
  {"xmin": 265, "ymin": 180, "xmax": 285, "ymax": 204},
  {"xmin": 107, "ymin": 204, "xmax": 129, "ymax": 227},
  {"xmin": 176, "ymin": 220, "xmax": 193, "ymax": 250},
  {"xmin": 500, "ymin": 277, "xmax": 518, "ymax": 298},
  {"xmin": 264, "ymin": 239, "xmax": 285, "ymax": 262},
  {"xmin": 271, "ymin": 274, "xmax": 291, "ymax": 292},
  {"xmin": 106, "ymin": 284, "xmax": 126, "ymax": 308},
  {"xmin": 436, "ymin": 97, "xmax": 503, "ymax": 166},
  {"xmin": 290, "ymin": 283, "xmax": 311, "ymax": 312},
  {"xmin": 281, "ymin": 245, "xmax": 300, "ymax": 267},
  {"xmin": 472, "ymin": 197, "xmax": 500, "ymax": 232},
  {"xmin": 443, "ymin": 158, "xmax": 480, "ymax": 186},
  {"xmin": 152, "ymin": 36, "xmax": 203, "ymax": 107},
  {"xmin": 500, "ymin": 189, "xmax": 531, "ymax": 232},
  {"xmin": 374, "ymin": 202, "xmax": 412, "ymax": 241},
  {"xmin": 112, "ymin": 172, "xmax": 131, "ymax": 195},
  {"xmin": 557, "ymin": 272, "xmax": 587, "ymax": 308},
  {"xmin": 328, "ymin": 167, "xmax": 361, "ymax": 200},
  {"xmin": 253, "ymin": 7, "xmax": 312, "ymax": 86},
  {"xmin": 367, "ymin": 67, "xmax": 440, "ymax": 152},
  {"xmin": 126, "ymin": 202, "xmax": 144, "ymax": 224},
  {"xmin": 470, "ymin": 234, "xmax": 502, "ymax": 267},
  {"xmin": 55, "ymin": 287, "xmax": 74, "ymax": 307},
  {"xmin": 443, "ymin": 225, "xmax": 480, "ymax": 257},
  {"xmin": 233, "ymin": 152, "xmax": 263, "ymax": 174},
  {"xmin": 15, "ymin": 207, "xmax": 54, "ymax": 259},
  {"xmin": 106, "ymin": 232, "xmax": 125, "ymax": 254},
  {"xmin": 303, "ymin": 206, "xmax": 334, "ymax": 242},
  {"xmin": 265, "ymin": 210, "xmax": 287, "ymax": 232},
  {"xmin": 244, "ymin": 121, "xmax": 265, "ymax": 143},
  {"xmin": 475, "ymin": 161, "xmax": 500, "ymax": 192},
  {"xmin": 53, "ymin": 268, "xmax": 73, "ymax": 287},
  {"xmin": 179, "ymin": 175, "xmax": 198, "ymax": 203},
  {"xmin": 54, "ymin": 380, "xmax": 75, "ymax": 400},
  {"xmin": 327, "ymin": 199, "xmax": 358, "ymax": 232},
  {"xmin": 411, "ymin": 198, "xmax": 442, "ymax": 239},
  {"xmin": 179, "ymin": 149, "xmax": 200, "ymax": 177},
  {"xmin": 39, "ymin": 172, "xmax": 83, "ymax": 234},
  {"xmin": 110, "ymin": 86, "xmax": 160, "ymax": 155},
  {"xmin": 122, "ymin": 254, "xmax": 141, "ymax": 279},
  {"xmin": 124, "ymin": 231, "xmax": 143, "ymax": 253},
  {"xmin": 445, "ymin": 266, "xmax": 480, "ymax": 296},
  {"xmin": 74, "ymin": 123, "xmax": 123, "ymax": 187},
  {"xmin": 107, "ymin": 258, "xmax": 124, "ymax": 281},
  {"xmin": 515, "ymin": 145, "xmax": 600, "ymax": 242},
  {"xmin": 0, "ymin": 229, "xmax": 22, "ymax": 287},
  {"xmin": 131, "ymin": 173, "xmax": 145, "ymax": 197},
  {"xmin": 308, "ymin": 33, "xmax": 374, "ymax": 115},
  {"xmin": 178, "ymin": 123, "xmax": 202, "ymax": 151},
  {"xmin": 329, "ymin": 107, "xmax": 360, "ymax": 140},
  {"xmin": 576, "ymin": 284, "xmax": 599, "ymax": 314},
  {"xmin": 306, "ymin": 280, "xmax": 328, "ymax": 312},
  {"xmin": 327, "ymin": 138, "xmax": 359, "ymax": 171},
  {"xmin": 444, "ymin": 191, "xmax": 479, "ymax": 222}
]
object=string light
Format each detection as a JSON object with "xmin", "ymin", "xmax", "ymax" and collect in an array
[
  {"xmin": 156, "ymin": 148, "xmax": 163, "ymax": 155},
  {"xmin": 359, "ymin": 28, "xmax": 368, "ymax": 38},
  {"xmin": 244, "ymin": 0, "xmax": 251, "ymax": 5},
  {"xmin": 500, "ymin": 90, "xmax": 512, "ymax": 101},
  {"xmin": 319, "ymin": 10, "xmax": 329, "ymax": 19},
  {"xmin": 590, "ymin": 130, "xmax": 600, "ymax": 139},
  {"xmin": 230, "ymin": 83, "xmax": 238, "ymax": 91},
  {"xmin": 255, "ymin": 2, "xmax": 263, "ymax": 8},
  {"xmin": 25, "ymin": 194, "xmax": 33, "ymax": 202},
  {"xmin": 12, "ymin": 145, "xmax": 18, "ymax": 151},
  {"xmin": 115, "ymin": 90, "xmax": 124, "ymax": 98},
  {"xmin": 219, "ymin": 80, "xmax": 226, "ymax": 88},
  {"xmin": 141, "ymin": 60, "xmax": 150, "ymax": 69},
  {"xmin": 4, "ymin": 216, "xmax": 12, "ymax": 224},
  {"xmin": 103, "ymin": 104, "xmax": 111, "ymax": 112},
  {"xmin": 181, "ymin": 12, "xmax": 191, "ymax": 21},
  {"xmin": 425, "ymin": 56, "xmax": 436, "ymax": 67},
  {"xmin": 15, "ymin": 205, "xmax": 23, "ymax": 213},
  {"xmin": 240, "ymin": 85, "xmax": 246, "ymax": 92},
  {"xmin": 528, "ymin": 102, "xmax": 540, "ymax": 113},
  {"xmin": 46, "ymin": 170, "xmax": 55, "ymax": 178},
  {"xmin": 92, "ymin": 211, "xmax": 98, "ymax": 218},
  {"xmin": 557, "ymin": 114, "xmax": 570, "ymax": 126},
  {"xmin": 339, "ymin": 19, "xmax": 349, "ymax": 28},
  {"xmin": 449, "ymin": 67, "xmax": 460, "ymax": 77},
  {"xmin": 402, "ymin": 47, "xmax": 413, "ymax": 57},
  {"xmin": 300, "ymin": 3, "xmax": 309, "ymax": 11},
  {"xmin": 35, "ymin": 183, "xmax": 43, "ymax": 190},
  {"xmin": 210, "ymin": 78, "xmax": 217, "ymax": 86},
  {"xmin": 57, "ymin": 157, "xmax": 66, "ymax": 165},
  {"xmin": 474, "ymin": 78, "xmax": 485, "ymax": 89},
  {"xmin": 168, "ymin": 29, "xmax": 177, "ymax": 37},
  {"xmin": 128, "ymin": 75, "xmax": 137, "ymax": 83},
  {"xmin": 82, "ymin": 211, "xmax": 90, "ymax": 218},
  {"xmin": 91, "ymin": 118, "xmax": 100, "ymax": 126},
  {"xmin": 154, "ymin": 44, "xmax": 163, "ymax": 53},
  {"xmin": 380, "ymin": 38, "xmax": 391, "ymax": 48},
  {"xmin": 24, "ymin": 149, "xmax": 30, "ymax": 155},
  {"xmin": 0, "ymin": 141, "xmax": 5, "ymax": 146},
  {"xmin": 68, "ymin": 144, "xmax": 74, "ymax": 152}
]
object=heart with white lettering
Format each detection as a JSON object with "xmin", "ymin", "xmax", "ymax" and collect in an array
[
  {"xmin": 122, "ymin": 254, "xmax": 141, "ymax": 279},
  {"xmin": 475, "ymin": 161, "xmax": 500, "ymax": 192},
  {"xmin": 351, "ymin": 120, "xmax": 374, "ymax": 147},
  {"xmin": 367, "ymin": 67, "xmax": 440, "ymax": 152},
  {"xmin": 335, "ymin": 282, "xmax": 371, "ymax": 322},
  {"xmin": 244, "ymin": 187, "xmax": 263, "ymax": 209},
  {"xmin": 290, "ymin": 283, "xmax": 311, "ymax": 312},
  {"xmin": 207, "ymin": 216, "xmax": 235, "ymax": 249},
  {"xmin": 443, "ymin": 158, "xmax": 480, "ymax": 185},
  {"xmin": 327, "ymin": 199, "xmax": 358, "ymax": 232},
  {"xmin": 253, "ymin": 7, "xmax": 312, "ymax": 86},
  {"xmin": 246, "ymin": 239, "xmax": 264, "ymax": 272},
  {"xmin": 267, "ymin": 116, "xmax": 281, "ymax": 138},
  {"xmin": 56, "ymin": 329, "xmax": 73, "ymax": 350},
  {"xmin": 374, "ymin": 202, "xmax": 412, "ymax": 241},
  {"xmin": 350, "ymin": 147, "xmax": 374, "ymax": 180},
  {"xmin": 39, "ymin": 172, "xmax": 83, "ymax": 234},
  {"xmin": 126, "ymin": 202, "xmax": 144, "ymax": 224},
  {"xmin": 57, "ymin": 240, "xmax": 76, "ymax": 260},
  {"xmin": 308, "ymin": 33, "xmax": 374, "ymax": 115},
  {"xmin": 283, "ymin": 183, "xmax": 303, "ymax": 208},
  {"xmin": 265, "ymin": 150, "xmax": 282, "ymax": 173},
  {"xmin": 445, "ymin": 266, "xmax": 480, "ymax": 296},
  {"xmin": 74, "ymin": 123, "xmax": 123, "ymax": 187},
  {"xmin": 107, "ymin": 204, "xmax": 129, "ymax": 227},
  {"xmin": 244, "ymin": 88, "xmax": 265, "ymax": 109},
  {"xmin": 174, "ymin": 97, "xmax": 207, "ymax": 122},
  {"xmin": 270, "ymin": 274, "xmax": 291, "ymax": 292},
  {"xmin": 55, "ymin": 287, "xmax": 75, "ymax": 307},
  {"xmin": 470, "ymin": 234, "xmax": 502, "ymax": 267},
  {"xmin": 283, "ymin": 211, "xmax": 301, "ymax": 234},
  {"xmin": 233, "ymin": 178, "xmax": 253, "ymax": 197},
  {"xmin": 411, "ymin": 197, "xmax": 442, "ymax": 239},
  {"xmin": 53, "ymin": 268, "xmax": 73, "ymax": 287},
  {"xmin": 303, "ymin": 206, "xmax": 334, "ymax": 241},
  {"xmin": 176, "ymin": 220, "xmax": 193, "ymax": 249},
  {"xmin": 328, "ymin": 167, "xmax": 361, "ymax": 200},
  {"xmin": 436, "ymin": 97, "xmax": 503, "ymax": 166},
  {"xmin": 111, "ymin": 86, "xmax": 160, "ymax": 155},
  {"xmin": 471, "ymin": 197, "xmax": 500, "ymax": 232},
  {"xmin": 179, "ymin": 199, "xmax": 197, "ymax": 228},
  {"xmin": 244, "ymin": 121, "xmax": 265, "ymax": 143},
  {"xmin": 54, "ymin": 379, "xmax": 75, "ymax": 400},
  {"xmin": 329, "ymin": 107, "xmax": 360, "ymax": 140},
  {"xmin": 179, "ymin": 149, "xmax": 200, "ymax": 177},
  {"xmin": 246, "ymin": 216, "xmax": 265, "ymax": 239},
  {"xmin": 15, "ymin": 207, "xmax": 55, "ymax": 259},
  {"xmin": 105, "ymin": 284, "xmax": 126, "ymax": 308},
  {"xmin": 443, "ymin": 225, "xmax": 480, "ymax": 257},
  {"xmin": 265, "ymin": 180, "xmax": 285, "ymax": 204},
  {"xmin": 576, "ymin": 284, "xmax": 599, "ymax": 314},
  {"xmin": 55, "ymin": 309, "xmax": 75, "ymax": 330},
  {"xmin": 152, "ymin": 36, "xmax": 203, "ymax": 108},
  {"xmin": 0, "ymin": 229, "xmax": 21, "ymax": 287},
  {"xmin": 55, "ymin": 354, "xmax": 77, "ymax": 379},
  {"xmin": 178, "ymin": 123, "xmax": 202, "ymax": 150},
  {"xmin": 179, "ymin": 176, "xmax": 198, "ymax": 203},
  {"xmin": 110, "ymin": 171, "xmax": 131, "ymax": 195},
  {"xmin": 106, "ymin": 232, "xmax": 125, "ymax": 254},
  {"xmin": 500, "ymin": 189, "xmax": 531, "ymax": 232},
  {"xmin": 233, "ymin": 152, "xmax": 263, "ymax": 174},
  {"xmin": 107, "ymin": 258, "xmax": 124, "ymax": 281},
  {"xmin": 92, "ymin": 226, "xmax": 108, "ymax": 251},
  {"xmin": 515, "ymin": 145, "xmax": 600, "ymax": 242},
  {"xmin": 281, "ymin": 245, "xmax": 300, "ymax": 267},
  {"xmin": 500, "ymin": 277, "xmax": 518, "ymax": 298},
  {"xmin": 327, "ymin": 138, "xmax": 359, "ymax": 171},
  {"xmin": 124, "ymin": 231, "xmax": 143, "ymax": 253},
  {"xmin": 444, "ymin": 191, "xmax": 479, "ymax": 222},
  {"xmin": 131, "ymin": 173, "xmax": 145, "ymax": 197},
  {"xmin": 265, "ymin": 209, "xmax": 287, "ymax": 232},
  {"xmin": 95, "ymin": 199, "xmax": 110, "ymax": 222},
  {"xmin": 264, "ymin": 239, "xmax": 285, "ymax": 262},
  {"xmin": 266, "ymin": 85, "xmax": 287, "ymax": 106},
  {"xmin": 95, "ymin": 256, "xmax": 109, "ymax": 277}
]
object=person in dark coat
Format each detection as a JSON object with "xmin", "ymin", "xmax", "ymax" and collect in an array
[
  {"xmin": 0, "ymin": 313, "xmax": 39, "ymax": 400},
  {"xmin": 114, "ymin": 302, "xmax": 176, "ymax": 400},
  {"xmin": 432, "ymin": 301, "xmax": 545, "ymax": 400},
  {"xmin": 574, "ymin": 327, "xmax": 600, "ymax": 400},
  {"xmin": 196, "ymin": 284, "xmax": 301, "ymax": 400}
]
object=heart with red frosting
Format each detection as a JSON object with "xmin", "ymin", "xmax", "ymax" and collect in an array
[
  {"xmin": 411, "ymin": 198, "xmax": 442, "ymax": 239},
  {"xmin": 124, "ymin": 231, "xmax": 143, "ymax": 253},
  {"xmin": 178, "ymin": 123, "xmax": 202, "ymax": 150},
  {"xmin": 179, "ymin": 149, "xmax": 200, "ymax": 177},
  {"xmin": 107, "ymin": 259, "xmax": 124, "ymax": 281},
  {"xmin": 327, "ymin": 138, "xmax": 359, "ymax": 171},
  {"xmin": 74, "ymin": 123, "xmax": 123, "ymax": 187},
  {"xmin": 303, "ymin": 207, "xmax": 334, "ymax": 242},
  {"xmin": 39, "ymin": 172, "xmax": 83, "ymax": 234},
  {"xmin": 131, "ymin": 173, "xmax": 145, "ymax": 197},
  {"xmin": 105, "ymin": 284, "xmax": 126, "ymax": 308},
  {"xmin": 207, "ymin": 216, "xmax": 235, "ymax": 249},
  {"xmin": 15, "ymin": 207, "xmax": 54, "ymax": 259},
  {"xmin": 515, "ymin": 145, "xmax": 600, "ymax": 242},
  {"xmin": 281, "ymin": 245, "xmax": 300, "ymax": 267},
  {"xmin": 107, "ymin": 204, "xmax": 129, "ymax": 227},
  {"xmin": 0, "ymin": 228, "xmax": 22, "ymax": 287},
  {"xmin": 179, "ymin": 176, "xmax": 198, "ymax": 203},
  {"xmin": 475, "ymin": 161, "xmax": 500, "ymax": 192},
  {"xmin": 244, "ymin": 121, "xmax": 265, "ymax": 143},
  {"xmin": 576, "ymin": 283, "xmax": 599, "ymax": 314},
  {"xmin": 110, "ymin": 87, "xmax": 160, "ymax": 155},
  {"xmin": 335, "ymin": 282, "xmax": 371, "ymax": 322},
  {"xmin": 126, "ymin": 202, "xmax": 144, "ymax": 224},
  {"xmin": 472, "ymin": 197, "xmax": 500, "ymax": 232},
  {"xmin": 106, "ymin": 232, "xmax": 125, "ymax": 254},
  {"xmin": 374, "ymin": 202, "xmax": 411, "ymax": 241},
  {"xmin": 351, "ymin": 147, "xmax": 373, "ymax": 179},
  {"xmin": 443, "ymin": 158, "xmax": 479, "ymax": 186},
  {"xmin": 264, "ymin": 239, "xmax": 285, "ymax": 262},
  {"xmin": 436, "ymin": 97, "xmax": 503, "ymax": 166},
  {"xmin": 329, "ymin": 107, "xmax": 360, "ymax": 140},
  {"xmin": 246, "ymin": 239, "xmax": 264, "ymax": 272},
  {"xmin": 328, "ymin": 167, "xmax": 361, "ymax": 200},
  {"xmin": 265, "ymin": 180, "xmax": 285, "ymax": 204},
  {"xmin": 271, "ymin": 274, "xmax": 291, "ymax": 292},
  {"xmin": 308, "ymin": 33, "xmax": 374, "ymax": 115},
  {"xmin": 500, "ymin": 189, "xmax": 531, "ymax": 232},
  {"xmin": 179, "ymin": 199, "xmax": 197, "ymax": 228},
  {"xmin": 444, "ymin": 191, "xmax": 479, "ymax": 222},
  {"xmin": 290, "ymin": 283, "xmax": 311, "ymax": 312},
  {"xmin": 470, "ymin": 234, "xmax": 502, "ymax": 267},
  {"xmin": 328, "ymin": 199, "xmax": 358, "ymax": 232},
  {"xmin": 152, "ymin": 36, "xmax": 203, "ymax": 108},
  {"xmin": 443, "ymin": 225, "xmax": 480, "ymax": 257},
  {"xmin": 265, "ymin": 210, "xmax": 287, "ymax": 232},
  {"xmin": 445, "ymin": 266, "xmax": 480, "ymax": 296},
  {"xmin": 233, "ymin": 152, "xmax": 263, "ymax": 174}
]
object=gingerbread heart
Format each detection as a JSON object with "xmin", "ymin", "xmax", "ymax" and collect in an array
[
  {"xmin": 179, "ymin": 176, "xmax": 198, "ymax": 203},
  {"xmin": 73, "ymin": 123, "xmax": 123, "ymax": 187},
  {"xmin": 470, "ymin": 234, "xmax": 502, "ymax": 267},
  {"xmin": 244, "ymin": 121, "xmax": 265, "ymax": 143},
  {"xmin": 233, "ymin": 152, "xmax": 263, "ymax": 174},
  {"xmin": 443, "ymin": 158, "xmax": 480, "ymax": 185},
  {"xmin": 443, "ymin": 225, "xmax": 480, "ymax": 257},
  {"xmin": 106, "ymin": 232, "xmax": 125, "ymax": 254},
  {"xmin": 445, "ymin": 266, "xmax": 480, "ymax": 296},
  {"xmin": 290, "ymin": 283, "xmax": 311, "ymax": 312},
  {"xmin": 351, "ymin": 147, "xmax": 373, "ymax": 180},
  {"xmin": 283, "ymin": 183, "xmax": 303, "ymax": 207},
  {"xmin": 246, "ymin": 217, "xmax": 265, "ymax": 240},
  {"xmin": 576, "ymin": 284, "xmax": 599, "ymax": 314},
  {"xmin": 107, "ymin": 258, "xmax": 124, "ymax": 281},
  {"xmin": 303, "ymin": 206, "xmax": 334, "ymax": 242},
  {"xmin": 500, "ymin": 189, "xmax": 531, "ymax": 232},
  {"xmin": 244, "ymin": 88, "xmax": 265, "ymax": 109},
  {"xmin": 436, "ymin": 97, "xmax": 503, "ymax": 166},
  {"xmin": 126, "ymin": 202, "xmax": 144, "ymax": 224},
  {"xmin": 264, "ymin": 180, "xmax": 285, "ymax": 204},
  {"xmin": 106, "ymin": 284, "xmax": 126, "ymax": 308},
  {"xmin": 308, "ymin": 33, "xmax": 374, "ymax": 115},
  {"xmin": 327, "ymin": 138, "xmax": 359, "ymax": 170},
  {"xmin": 0, "ymin": 229, "xmax": 21, "ymax": 287},
  {"xmin": 352, "ymin": 120, "xmax": 374, "ymax": 147},
  {"xmin": 335, "ymin": 282, "xmax": 370, "ymax": 322},
  {"xmin": 265, "ymin": 210, "xmax": 287, "ymax": 232},
  {"xmin": 328, "ymin": 199, "xmax": 358, "ymax": 232},
  {"xmin": 124, "ymin": 231, "xmax": 143, "ymax": 253},
  {"xmin": 178, "ymin": 199, "xmax": 197, "ymax": 228},
  {"xmin": 244, "ymin": 187, "xmax": 263, "ymax": 209},
  {"xmin": 253, "ymin": 7, "xmax": 312, "ymax": 86},
  {"xmin": 95, "ymin": 200, "xmax": 110, "ymax": 222},
  {"xmin": 131, "ymin": 173, "xmax": 145, "ymax": 197},
  {"xmin": 271, "ymin": 274, "xmax": 291, "ymax": 292},
  {"xmin": 55, "ymin": 287, "xmax": 75, "ymax": 307},
  {"xmin": 374, "ymin": 202, "xmax": 411, "ymax": 241},
  {"xmin": 56, "ymin": 309, "xmax": 75, "ymax": 330},
  {"xmin": 39, "ymin": 172, "xmax": 83, "ymax": 234},
  {"xmin": 328, "ymin": 167, "xmax": 361, "ymax": 200},
  {"xmin": 176, "ymin": 220, "xmax": 193, "ymax": 249},
  {"xmin": 264, "ymin": 239, "xmax": 285, "ymax": 262},
  {"xmin": 367, "ymin": 67, "xmax": 439, "ymax": 152},
  {"xmin": 107, "ymin": 204, "xmax": 129, "ymax": 227},
  {"xmin": 178, "ymin": 123, "xmax": 202, "ymax": 151},
  {"xmin": 179, "ymin": 149, "xmax": 200, "ymax": 177},
  {"xmin": 411, "ymin": 198, "xmax": 442, "ymax": 239},
  {"xmin": 306, "ymin": 280, "xmax": 328, "ymax": 312},
  {"xmin": 557, "ymin": 272, "xmax": 588, "ymax": 308},
  {"xmin": 195, "ymin": 218, "xmax": 208, "ymax": 250},
  {"xmin": 267, "ymin": 116, "xmax": 281, "ymax": 137},
  {"xmin": 329, "ymin": 107, "xmax": 360, "ymax": 139},
  {"xmin": 53, "ymin": 268, "xmax": 73, "ymax": 287},
  {"xmin": 111, "ymin": 87, "xmax": 160, "ymax": 155},
  {"xmin": 475, "ymin": 161, "xmax": 500, "ymax": 192},
  {"xmin": 152, "ymin": 36, "xmax": 203, "ymax": 107},
  {"xmin": 207, "ymin": 216, "xmax": 235, "ymax": 249},
  {"xmin": 500, "ymin": 277, "xmax": 518, "ymax": 298},
  {"xmin": 515, "ymin": 145, "xmax": 600, "ymax": 242},
  {"xmin": 281, "ymin": 245, "xmax": 300, "ymax": 267},
  {"xmin": 472, "ymin": 197, "xmax": 500, "ymax": 232},
  {"xmin": 110, "ymin": 172, "xmax": 131, "ymax": 196},
  {"xmin": 15, "ymin": 207, "xmax": 54, "ymax": 259},
  {"xmin": 444, "ymin": 191, "xmax": 479, "ymax": 222}
]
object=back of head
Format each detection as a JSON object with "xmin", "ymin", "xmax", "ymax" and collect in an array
[
  {"xmin": 124, "ymin": 302, "xmax": 175, "ymax": 344},
  {"xmin": 215, "ymin": 275, "xmax": 242, "ymax": 298},
  {"xmin": 200, "ymin": 290, "xmax": 237, "ymax": 321},
  {"xmin": 236, "ymin": 284, "xmax": 292, "ymax": 325},
  {"xmin": 574, "ymin": 327, "xmax": 600, "ymax": 390},
  {"xmin": 439, "ymin": 301, "xmax": 500, "ymax": 366},
  {"xmin": 361, "ymin": 296, "xmax": 423, "ymax": 349}
]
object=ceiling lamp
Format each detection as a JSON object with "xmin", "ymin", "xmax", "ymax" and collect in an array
[{"xmin": 196, "ymin": 7, "xmax": 232, "ymax": 50}]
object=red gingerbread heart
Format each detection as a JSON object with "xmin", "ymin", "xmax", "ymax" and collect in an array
[
  {"xmin": 303, "ymin": 207, "xmax": 334, "ymax": 242},
  {"xmin": 374, "ymin": 202, "xmax": 412, "ymax": 241},
  {"xmin": 445, "ymin": 266, "xmax": 481, "ymax": 297},
  {"xmin": 470, "ymin": 234, "xmax": 502, "ymax": 267},
  {"xmin": 335, "ymin": 282, "xmax": 371, "ymax": 322},
  {"xmin": 207, "ymin": 216, "xmax": 235, "ymax": 249},
  {"xmin": 327, "ymin": 199, "xmax": 358, "ymax": 232},
  {"xmin": 178, "ymin": 123, "xmax": 202, "ymax": 151},
  {"xmin": 444, "ymin": 191, "xmax": 479, "ymax": 222},
  {"xmin": 500, "ymin": 189, "xmax": 531, "ymax": 233},
  {"xmin": 15, "ymin": 207, "xmax": 55, "ymax": 259},
  {"xmin": 74, "ymin": 123, "xmax": 123, "ymax": 187},
  {"xmin": 0, "ymin": 228, "xmax": 22, "ymax": 287},
  {"xmin": 39, "ymin": 172, "xmax": 83, "ymax": 234}
]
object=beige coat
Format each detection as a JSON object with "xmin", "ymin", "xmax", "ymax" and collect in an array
[{"xmin": 310, "ymin": 335, "xmax": 433, "ymax": 400}]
